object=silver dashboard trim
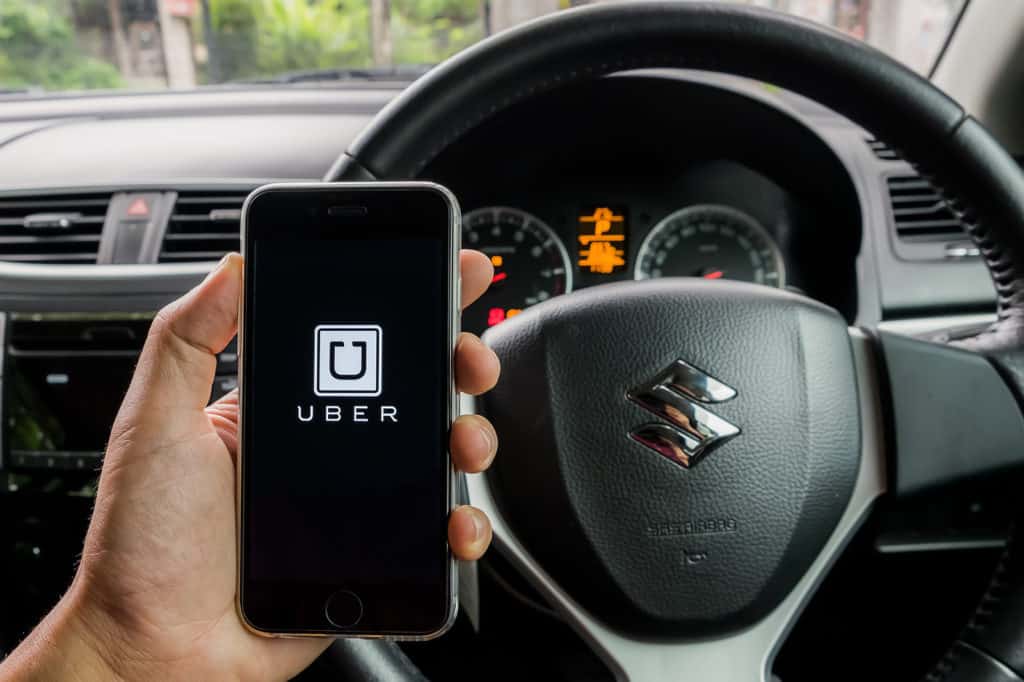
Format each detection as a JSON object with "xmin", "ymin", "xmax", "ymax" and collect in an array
[
  {"xmin": 877, "ymin": 313, "xmax": 995, "ymax": 336},
  {"xmin": 875, "ymin": 537, "xmax": 1006, "ymax": 554}
]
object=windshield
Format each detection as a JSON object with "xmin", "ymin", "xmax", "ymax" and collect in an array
[{"xmin": 0, "ymin": 0, "xmax": 966, "ymax": 94}]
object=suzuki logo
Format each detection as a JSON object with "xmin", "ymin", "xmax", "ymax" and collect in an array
[{"xmin": 627, "ymin": 359, "xmax": 740, "ymax": 469}]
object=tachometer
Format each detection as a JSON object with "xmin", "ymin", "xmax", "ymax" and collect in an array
[
  {"xmin": 462, "ymin": 207, "xmax": 572, "ymax": 335},
  {"xmin": 634, "ymin": 205, "xmax": 784, "ymax": 286}
]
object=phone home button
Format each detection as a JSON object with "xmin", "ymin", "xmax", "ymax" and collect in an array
[{"xmin": 325, "ymin": 590, "xmax": 364, "ymax": 628}]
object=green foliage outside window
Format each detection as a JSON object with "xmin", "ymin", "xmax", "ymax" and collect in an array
[
  {"xmin": 391, "ymin": 0, "xmax": 484, "ymax": 66},
  {"xmin": 200, "ymin": 0, "xmax": 373, "ymax": 82},
  {"xmin": 0, "ymin": 0, "xmax": 122, "ymax": 91},
  {"xmin": 0, "ymin": 0, "xmax": 485, "ymax": 90},
  {"xmin": 199, "ymin": 0, "xmax": 484, "ymax": 83}
]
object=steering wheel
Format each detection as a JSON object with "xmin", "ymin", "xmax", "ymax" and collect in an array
[{"xmin": 322, "ymin": 3, "xmax": 1024, "ymax": 680}]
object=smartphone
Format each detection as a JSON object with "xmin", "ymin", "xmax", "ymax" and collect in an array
[{"xmin": 237, "ymin": 182, "xmax": 460, "ymax": 639}]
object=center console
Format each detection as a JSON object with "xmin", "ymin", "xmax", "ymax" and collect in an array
[{"xmin": 0, "ymin": 312, "xmax": 237, "ymax": 652}]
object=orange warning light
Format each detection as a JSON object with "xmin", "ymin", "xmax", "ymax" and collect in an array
[
  {"xmin": 490, "ymin": 255, "xmax": 503, "ymax": 267},
  {"xmin": 578, "ymin": 207, "xmax": 624, "ymax": 245},
  {"xmin": 579, "ymin": 241, "xmax": 625, "ymax": 274},
  {"xmin": 578, "ymin": 206, "xmax": 627, "ymax": 274},
  {"xmin": 506, "ymin": 308, "xmax": 523, "ymax": 318}
]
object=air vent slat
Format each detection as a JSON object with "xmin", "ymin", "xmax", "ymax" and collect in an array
[
  {"xmin": 866, "ymin": 136, "xmax": 901, "ymax": 161},
  {"xmin": 163, "ymin": 232, "xmax": 240, "ymax": 241},
  {"xmin": 0, "ymin": 216, "xmax": 105, "ymax": 229},
  {"xmin": 159, "ymin": 251, "xmax": 231, "ymax": 262},
  {"xmin": 893, "ymin": 204, "xmax": 953, "ymax": 217},
  {"xmin": 888, "ymin": 180, "xmax": 932, "ymax": 190},
  {"xmin": 0, "ymin": 193, "xmax": 109, "ymax": 263},
  {"xmin": 0, "ymin": 235, "xmax": 102, "ymax": 245},
  {"xmin": 0, "ymin": 253, "xmax": 99, "ymax": 263},
  {"xmin": 892, "ymin": 219, "xmax": 964, "ymax": 231},
  {"xmin": 159, "ymin": 190, "xmax": 249, "ymax": 263},
  {"xmin": 0, "ymin": 198, "xmax": 111, "ymax": 211},
  {"xmin": 174, "ymin": 196, "xmax": 250, "ymax": 205},
  {"xmin": 168, "ymin": 214, "xmax": 220, "ymax": 222},
  {"xmin": 890, "ymin": 194, "xmax": 945, "ymax": 204},
  {"xmin": 886, "ymin": 174, "xmax": 968, "ymax": 243}
]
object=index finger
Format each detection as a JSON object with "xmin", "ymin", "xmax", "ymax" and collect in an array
[{"xmin": 461, "ymin": 249, "xmax": 494, "ymax": 311}]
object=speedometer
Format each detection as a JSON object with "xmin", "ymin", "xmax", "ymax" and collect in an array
[
  {"xmin": 462, "ymin": 207, "xmax": 572, "ymax": 335},
  {"xmin": 634, "ymin": 205, "xmax": 785, "ymax": 287}
]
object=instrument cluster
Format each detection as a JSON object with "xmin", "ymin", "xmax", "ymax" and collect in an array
[{"xmin": 462, "ymin": 202, "xmax": 787, "ymax": 335}]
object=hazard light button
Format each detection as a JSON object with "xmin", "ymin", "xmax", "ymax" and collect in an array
[
  {"xmin": 104, "ymin": 192, "xmax": 165, "ymax": 264},
  {"xmin": 126, "ymin": 197, "xmax": 149, "ymax": 218},
  {"xmin": 123, "ymin": 195, "xmax": 152, "ymax": 220}
]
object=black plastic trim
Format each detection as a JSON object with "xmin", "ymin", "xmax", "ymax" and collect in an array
[{"xmin": 879, "ymin": 331, "xmax": 1024, "ymax": 496}]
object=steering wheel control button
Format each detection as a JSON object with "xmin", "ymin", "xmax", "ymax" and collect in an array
[{"xmin": 324, "ymin": 590, "xmax": 363, "ymax": 628}]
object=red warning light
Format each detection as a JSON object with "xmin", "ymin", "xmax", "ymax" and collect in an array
[
  {"xmin": 487, "ymin": 307, "xmax": 506, "ymax": 327},
  {"xmin": 126, "ymin": 197, "xmax": 150, "ymax": 218}
]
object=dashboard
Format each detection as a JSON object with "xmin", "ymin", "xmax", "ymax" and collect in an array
[
  {"xmin": 0, "ymin": 72, "xmax": 997, "ymax": 474},
  {"xmin": 0, "ymin": 71, "xmax": 1005, "ymax": 676}
]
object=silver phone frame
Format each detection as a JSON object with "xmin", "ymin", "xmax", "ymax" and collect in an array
[{"xmin": 235, "ymin": 181, "xmax": 461, "ymax": 641}]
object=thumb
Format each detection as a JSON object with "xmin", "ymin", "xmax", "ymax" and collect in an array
[{"xmin": 125, "ymin": 253, "xmax": 242, "ymax": 415}]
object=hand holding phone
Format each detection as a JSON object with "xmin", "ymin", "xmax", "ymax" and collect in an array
[
  {"xmin": 238, "ymin": 182, "xmax": 488, "ymax": 639},
  {"xmin": 0, "ymin": 248, "xmax": 500, "ymax": 681}
]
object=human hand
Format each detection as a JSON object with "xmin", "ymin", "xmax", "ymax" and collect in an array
[{"xmin": 0, "ymin": 250, "xmax": 501, "ymax": 681}]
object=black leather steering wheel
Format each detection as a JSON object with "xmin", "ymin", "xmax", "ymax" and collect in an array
[{"xmin": 322, "ymin": 3, "xmax": 1024, "ymax": 680}]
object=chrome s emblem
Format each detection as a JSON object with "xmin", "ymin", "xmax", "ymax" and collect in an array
[{"xmin": 627, "ymin": 360, "xmax": 740, "ymax": 469}]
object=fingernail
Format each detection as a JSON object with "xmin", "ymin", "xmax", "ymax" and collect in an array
[
  {"xmin": 476, "ymin": 419, "xmax": 496, "ymax": 456},
  {"xmin": 202, "ymin": 253, "xmax": 231, "ymax": 282},
  {"xmin": 470, "ymin": 509, "xmax": 487, "ymax": 542}
]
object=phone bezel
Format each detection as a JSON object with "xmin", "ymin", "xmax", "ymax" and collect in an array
[{"xmin": 235, "ymin": 181, "xmax": 460, "ymax": 640}]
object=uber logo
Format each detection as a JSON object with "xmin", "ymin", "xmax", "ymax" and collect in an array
[{"xmin": 314, "ymin": 325, "xmax": 382, "ymax": 397}]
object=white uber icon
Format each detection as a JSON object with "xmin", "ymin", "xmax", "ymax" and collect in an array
[{"xmin": 314, "ymin": 325, "xmax": 382, "ymax": 397}]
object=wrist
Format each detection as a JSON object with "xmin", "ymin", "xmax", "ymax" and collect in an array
[{"xmin": 1, "ymin": 583, "xmax": 127, "ymax": 682}]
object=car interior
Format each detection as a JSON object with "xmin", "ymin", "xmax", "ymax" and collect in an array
[{"xmin": 3, "ymin": 1, "xmax": 1024, "ymax": 680}]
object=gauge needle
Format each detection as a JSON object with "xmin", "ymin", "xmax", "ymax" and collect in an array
[
  {"xmin": 492, "ymin": 272, "xmax": 508, "ymax": 283},
  {"xmin": 703, "ymin": 270, "xmax": 724, "ymax": 280}
]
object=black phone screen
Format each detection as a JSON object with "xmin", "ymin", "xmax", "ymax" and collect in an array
[{"xmin": 239, "ymin": 185, "xmax": 456, "ymax": 636}]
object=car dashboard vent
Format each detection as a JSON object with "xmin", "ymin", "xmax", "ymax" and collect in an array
[
  {"xmin": 159, "ymin": 191, "xmax": 248, "ymax": 263},
  {"xmin": 886, "ymin": 175, "xmax": 966, "ymax": 242},
  {"xmin": 0, "ymin": 193, "xmax": 109, "ymax": 263},
  {"xmin": 866, "ymin": 136, "xmax": 901, "ymax": 161}
]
